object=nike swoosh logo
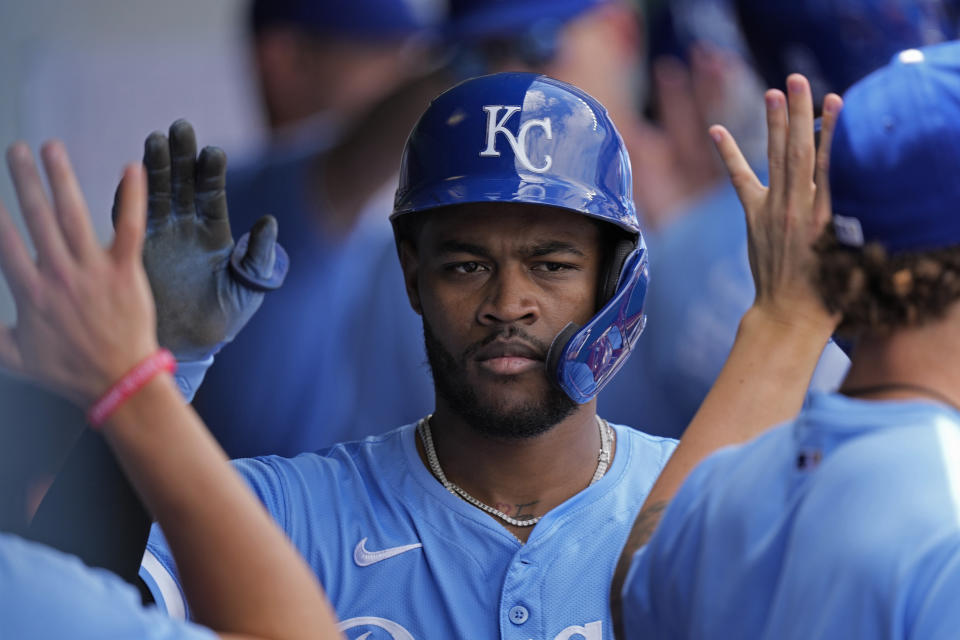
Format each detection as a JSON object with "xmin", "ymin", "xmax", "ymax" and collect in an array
[{"xmin": 353, "ymin": 538, "xmax": 423, "ymax": 567}]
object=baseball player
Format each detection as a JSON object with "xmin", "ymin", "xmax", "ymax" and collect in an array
[
  {"xmin": 621, "ymin": 41, "xmax": 960, "ymax": 638},
  {"xmin": 0, "ymin": 142, "xmax": 340, "ymax": 638},
  {"xmin": 129, "ymin": 71, "xmax": 833, "ymax": 639},
  {"xmin": 248, "ymin": 0, "xmax": 441, "ymax": 141},
  {"xmin": 193, "ymin": 0, "xmax": 447, "ymax": 458}
]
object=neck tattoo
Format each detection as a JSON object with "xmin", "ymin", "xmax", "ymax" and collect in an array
[
  {"xmin": 418, "ymin": 414, "xmax": 613, "ymax": 528},
  {"xmin": 843, "ymin": 382, "xmax": 960, "ymax": 412}
]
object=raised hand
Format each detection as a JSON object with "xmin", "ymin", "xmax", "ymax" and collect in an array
[
  {"xmin": 709, "ymin": 74, "xmax": 843, "ymax": 328},
  {"xmin": 120, "ymin": 120, "xmax": 287, "ymax": 363},
  {"xmin": 0, "ymin": 142, "xmax": 155, "ymax": 406}
]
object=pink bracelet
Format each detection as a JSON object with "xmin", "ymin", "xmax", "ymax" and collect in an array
[{"xmin": 87, "ymin": 349, "xmax": 177, "ymax": 427}]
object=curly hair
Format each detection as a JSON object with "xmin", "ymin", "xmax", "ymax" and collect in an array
[{"xmin": 815, "ymin": 222, "xmax": 960, "ymax": 336}]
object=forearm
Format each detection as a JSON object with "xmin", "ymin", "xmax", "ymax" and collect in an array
[{"xmin": 100, "ymin": 374, "xmax": 339, "ymax": 640}]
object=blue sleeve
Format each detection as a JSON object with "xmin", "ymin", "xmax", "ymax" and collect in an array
[
  {"xmin": 0, "ymin": 533, "xmax": 215, "ymax": 640},
  {"xmin": 173, "ymin": 356, "xmax": 215, "ymax": 403},
  {"xmin": 621, "ymin": 452, "xmax": 720, "ymax": 639},
  {"xmin": 140, "ymin": 456, "xmax": 292, "ymax": 619}
]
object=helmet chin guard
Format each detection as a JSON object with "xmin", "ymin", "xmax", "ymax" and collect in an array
[{"xmin": 393, "ymin": 72, "xmax": 650, "ymax": 404}]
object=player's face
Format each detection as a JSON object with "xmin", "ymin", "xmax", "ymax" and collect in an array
[{"xmin": 402, "ymin": 203, "xmax": 602, "ymax": 438}]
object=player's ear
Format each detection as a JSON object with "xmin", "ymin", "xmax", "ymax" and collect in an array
[{"xmin": 398, "ymin": 239, "xmax": 423, "ymax": 315}]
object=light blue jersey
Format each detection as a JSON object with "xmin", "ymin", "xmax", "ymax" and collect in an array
[
  {"xmin": 623, "ymin": 392, "xmax": 960, "ymax": 639},
  {"xmin": 143, "ymin": 422, "xmax": 676, "ymax": 639},
  {"xmin": 0, "ymin": 532, "xmax": 215, "ymax": 640}
]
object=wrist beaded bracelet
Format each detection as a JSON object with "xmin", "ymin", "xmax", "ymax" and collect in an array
[{"xmin": 87, "ymin": 349, "xmax": 177, "ymax": 427}]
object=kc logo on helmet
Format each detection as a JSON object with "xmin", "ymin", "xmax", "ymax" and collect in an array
[{"xmin": 479, "ymin": 105, "xmax": 553, "ymax": 173}]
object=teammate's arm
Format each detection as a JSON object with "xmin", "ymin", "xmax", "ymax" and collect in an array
[
  {"xmin": 0, "ymin": 141, "xmax": 340, "ymax": 640},
  {"xmin": 611, "ymin": 75, "xmax": 843, "ymax": 635}
]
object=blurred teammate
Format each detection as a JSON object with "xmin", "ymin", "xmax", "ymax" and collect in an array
[
  {"xmin": 622, "ymin": 42, "xmax": 960, "ymax": 639},
  {"xmin": 193, "ymin": 0, "xmax": 448, "ymax": 457},
  {"xmin": 600, "ymin": 0, "xmax": 958, "ymax": 436},
  {"xmin": 0, "ymin": 141, "xmax": 340, "ymax": 639},
  {"xmin": 249, "ymin": 0, "xmax": 439, "ymax": 142}
]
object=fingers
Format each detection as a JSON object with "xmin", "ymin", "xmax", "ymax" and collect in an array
[
  {"xmin": 40, "ymin": 141, "xmax": 99, "ymax": 262},
  {"xmin": 813, "ymin": 93, "xmax": 844, "ymax": 225},
  {"xmin": 144, "ymin": 131, "xmax": 171, "ymax": 227},
  {"xmin": 709, "ymin": 125, "xmax": 764, "ymax": 211},
  {"xmin": 764, "ymin": 89, "xmax": 788, "ymax": 197},
  {"xmin": 241, "ymin": 215, "xmax": 278, "ymax": 278},
  {"xmin": 688, "ymin": 43, "xmax": 727, "ymax": 109},
  {"xmin": 784, "ymin": 75, "xmax": 816, "ymax": 200},
  {"xmin": 654, "ymin": 57, "xmax": 704, "ymax": 168},
  {"xmin": 169, "ymin": 119, "xmax": 197, "ymax": 217},
  {"xmin": 110, "ymin": 164, "xmax": 147, "ymax": 264},
  {"xmin": 195, "ymin": 146, "xmax": 228, "ymax": 223},
  {"xmin": 0, "ymin": 195, "xmax": 40, "ymax": 299},
  {"xmin": 6, "ymin": 143, "xmax": 71, "ymax": 273}
]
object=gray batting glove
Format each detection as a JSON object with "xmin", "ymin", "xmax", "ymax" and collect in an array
[{"xmin": 114, "ymin": 119, "xmax": 288, "ymax": 400}]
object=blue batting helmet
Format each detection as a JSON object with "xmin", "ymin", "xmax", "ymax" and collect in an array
[
  {"xmin": 444, "ymin": 0, "xmax": 607, "ymax": 40},
  {"xmin": 392, "ymin": 72, "xmax": 648, "ymax": 404}
]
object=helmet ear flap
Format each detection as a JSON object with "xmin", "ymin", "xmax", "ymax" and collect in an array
[
  {"xmin": 546, "ymin": 234, "xmax": 639, "ymax": 396},
  {"xmin": 598, "ymin": 236, "xmax": 637, "ymax": 308},
  {"xmin": 547, "ymin": 244, "xmax": 649, "ymax": 404},
  {"xmin": 545, "ymin": 322, "xmax": 580, "ymax": 385}
]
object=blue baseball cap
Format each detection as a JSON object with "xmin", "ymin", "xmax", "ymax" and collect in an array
[
  {"xmin": 734, "ymin": 0, "xmax": 957, "ymax": 99},
  {"xmin": 829, "ymin": 41, "xmax": 960, "ymax": 254},
  {"xmin": 250, "ymin": 0, "xmax": 445, "ymax": 39},
  {"xmin": 443, "ymin": 0, "xmax": 607, "ymax": 41}
]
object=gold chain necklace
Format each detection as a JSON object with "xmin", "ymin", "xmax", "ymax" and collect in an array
[{"xmin": 418, "ymin": 415, "xmax": 613, "ymax": 527}]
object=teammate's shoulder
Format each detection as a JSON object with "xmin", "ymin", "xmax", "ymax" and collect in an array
[
  {"xmin": 0, "ymin": 532, "xmax": 140, "ymax": 608},
  {"xmin": 675, "ymin": 419, "xmax": 798, "ymax": 501}
]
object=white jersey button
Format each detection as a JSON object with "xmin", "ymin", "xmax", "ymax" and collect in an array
[{"xmin": 508, "ymin": 605, "xmax": 529, "ymax": 625}]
